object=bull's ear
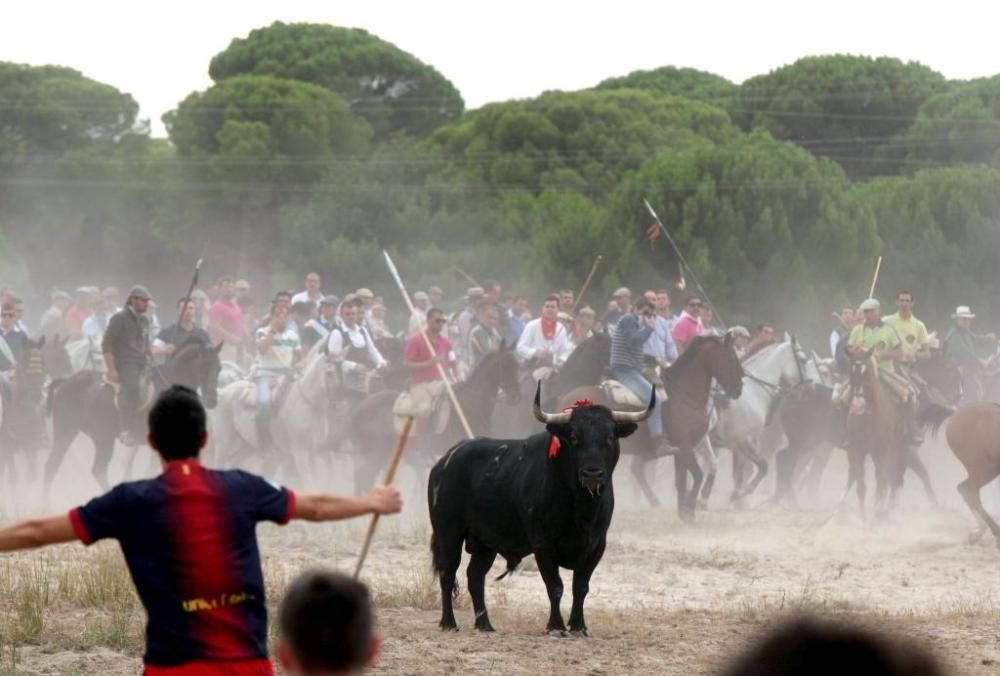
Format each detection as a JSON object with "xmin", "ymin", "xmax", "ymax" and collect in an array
[{"xmin": 615, "ymin": 422, "xmax": 638, "ymax": 439}]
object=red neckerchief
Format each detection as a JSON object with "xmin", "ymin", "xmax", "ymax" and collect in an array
[{"xmin": 541, "ymin": 317, "xmax": 557, "ymax": 341}]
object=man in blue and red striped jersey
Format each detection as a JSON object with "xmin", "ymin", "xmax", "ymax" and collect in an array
[{"xmin": 0, "ymin": 385, "xmax": 402, "ymax": 675}]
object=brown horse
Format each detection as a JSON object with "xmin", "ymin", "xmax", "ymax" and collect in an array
[
  {"xmin": 919, "ymin": 401, "xmax": 1000, "ymax": 546},
  {"xmin": 843, "ymin": 354, "xmax": 907, "ymax": 518},
  {"xmin": 559, "ymin": 334, "xmax": 744, "ymax": 520}
]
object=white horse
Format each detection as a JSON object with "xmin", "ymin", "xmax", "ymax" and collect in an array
[
  {"xmin": 213, "ymin": 350, "xmax": 336, "ymax": 480},
  {"xmin": 698, "ymin": 340, "xmax": 822, "ymax": 503}
]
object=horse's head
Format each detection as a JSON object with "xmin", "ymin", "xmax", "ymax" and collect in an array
[
  {"xmin": 713, "ymin": 334, "xmax": 744, "ymax": 399},
  {"xmin": 847, "ymin": 350, "xmax": 877, "ymax": 415},
  {"xmin": 473, "ymin": 342, "xmax": 521, "ymax": 405}
]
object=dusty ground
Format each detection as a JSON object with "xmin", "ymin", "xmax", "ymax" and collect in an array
[{"xmin": 2, "ymin": 436, "xmax": 1000, "ymax": 674}]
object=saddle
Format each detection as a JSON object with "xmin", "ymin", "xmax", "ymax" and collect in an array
[
  {"xmin": 601, "ymin": 379, "xmax": 667, "ymax": 410},
  {"xmin": 392, "ymin": 383, "xmax": 451, "ymax": 436},
  {"xmin": 102, "ymin": 373, "xmax": 156, "ymax": 412},
  {"xmin": 237, "ymin": 376, "xmax": 293, "ymax": 411}
]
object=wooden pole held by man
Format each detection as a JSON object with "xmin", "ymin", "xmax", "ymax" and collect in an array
[{"xmin": 570, "ymin": 255, "xmax": 603, "ymax": 315}]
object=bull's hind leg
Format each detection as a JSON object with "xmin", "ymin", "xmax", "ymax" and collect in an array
[
  {"xmin": 466, "ymin": 546, "xmax": 498, "ymax": 631},
  {"xmin": 534, "ymin": 551, "xmax": 567, "ymax": 635},
  {"xmin": 431, "ymin": 532, "xmax": 463, "ymax": 631}
]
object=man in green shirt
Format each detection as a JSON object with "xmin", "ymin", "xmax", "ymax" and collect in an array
[
  {"xmin": 882, "ymin": 291, "xmax": 930, "ymax": 364},
  {"xmin": 847, "ymin": 298, "xmax": 903, "ymax": 372},
  {"xmin": 468, "ymin": 302, "xmax": 502, "ymax": 369}
]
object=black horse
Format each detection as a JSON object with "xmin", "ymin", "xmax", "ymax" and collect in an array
[
  {"xmin": 493, "ymin": 332, "xmax": 611, "ymax": 438},
  {"xmin": 350, "ymin": 344, "xmax": 521, "ymax": 493},
  {"xmin": 44, "ymin": 338, "xmax": 222, "ymax": 492},
  {"xmin": 0, "ymin": 336, "xmax": 49, "ymax": 486}
]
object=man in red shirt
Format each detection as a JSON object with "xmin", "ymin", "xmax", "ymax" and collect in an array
[
  {"xmin": 208, "ymin": 277, "xmax": 245, "ymax": 363},
  {"xmin": 0, "ymin": 385, "xmax": 401, "ymax": 675},
  {"xmin": 396, "ymin": 308, "xmax": 456, "ymax": 420}
]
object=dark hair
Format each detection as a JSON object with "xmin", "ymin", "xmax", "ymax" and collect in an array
[
  {"xmin": 148, "ymin": 385, "xmax": 206, "ymax": 461},
  {"xmin": 426, "ymin": 307, "xmax": 446, "ymax": 320},
  {"xmin": 756, "ymin": 322, "xmax": 774, "ymax": 333},
  {"xmin": 543, "ymin": 294, "xmax": 560, "ymax": 305},
  {"xmin": 279, "ymin": 571, "xmax": 374, "ymax": 674},
  {"xmin": 722, "ymin": 617, "xmax": 942, "ymax": 676},
  {"xmin": 176, "ymin": 297, "xmax": 194, "ymax": 308},
  {"xmin": 483, "ymin": 280, "xmax": 501, "ymax": 293},
  {"xmin": 655, "ymin": 288, "xmax": 671, "ymax": 296},
  {"xmin": 635, "ymin": 297, "xmax": 655, "ymax": 312},
  {"xmin": 897, "ymin": 290, "xmax": 913, "ymax": 300},
  {"xmin": 684, "ymin": 296, "xmax": 703, "ymax": 306},
  {"xmin": 275, "ymin": 290, "xmax": 292, "ymax": 301},
  {"xmin": 292, "ymin": 301, "xmax": 313, "ymax": 317}
]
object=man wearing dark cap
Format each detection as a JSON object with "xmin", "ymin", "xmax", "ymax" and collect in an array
[
  {"xmin": 300, "ymin": 296, "xmax": 340, "ymax": 352},
  {"xmin": 103, "ymin": 285, "xmax": 153, "ymax": 445}
]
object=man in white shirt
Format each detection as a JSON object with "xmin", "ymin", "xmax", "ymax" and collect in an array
[
  {"xmin": 253, "ymin": 304, "xmax": 302, "ymax": 450},
  {"xmin": 327, "ymin": 297, "xmax": 387, "ymax": 396},
  {"xmin": 516, "ymin": 294, "xmax": 572, "ymax": 369},
  {"xmin": 291, "ymin": 272, "xmax": 323, "ymax": 311}
]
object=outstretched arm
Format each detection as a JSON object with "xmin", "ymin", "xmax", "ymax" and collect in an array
[
  {"xmin": 0, "ymin": 514, "xmax": 77, "ymax": 552},
  {"xmin": 292, "ymin": 486, "xmax": 401, "ymax": 522}
]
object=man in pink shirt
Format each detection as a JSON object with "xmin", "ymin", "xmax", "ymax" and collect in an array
[
  {"xmin": 671, "ymin": 296, "xmax": 705, "ymax": 354},
  {"xmin": 207, "ymin": 277, "xmax": 245, "ymax": 362},
  {"xmin": 396, "ymin": 308, "xmax": 457, "ymax": 420}
]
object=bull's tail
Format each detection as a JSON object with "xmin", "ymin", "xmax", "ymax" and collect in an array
[
  {"xmin": 45, "ymin": 378, "xmax": 66, "ymax": 417},
  {"xmin": 494, "ymin": 556, "xmax": 523, "ymax": 581},
  {"xmin": 429, "ymin": 533, "xmax": 460, "ymax": 599},
  {"xmin": 917, "ymin": 402, "xmax": 955, "ymax": 437}
]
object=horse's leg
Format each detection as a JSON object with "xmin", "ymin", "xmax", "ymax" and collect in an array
[
  {"xmin": 695, "ymin": 437, "xmax": 718, "ymax": 508},
  {"xmin": 683, "ymin": 449, "xmax": 702, "ymax": 521},
  {"xmin": 958, "ymin": 477, "xmax": 1000, "ymax": 545},
  {"xmin": 733, "ymin": 441, "xmax": 769, "ymax": 501},
  {"xmin": 673, "ymin": 453, "xmax": 688, "ymax": 520},
  {"xmin": 92, "ymin": 434, "xmax": 115, "ymax": 492},
  {"xmin": 803, "ymin": 445, "xmax": 836, "ymax": 505},
  {"xmin": 907, "ymin": 447, "xmax": 938, "ymax": 507},
  {"xmin": 856, "ymin": 453, "xmax": 868, "ymax": 520},
  {"xmin": 630, "ymin": 454, "xmax": 660, "ymax": 508},
  {"xmin": 43, "ymin": 420, "xmax": 77, "ymax": 504}
]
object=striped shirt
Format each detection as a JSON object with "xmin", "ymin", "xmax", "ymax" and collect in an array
[{"xmin": 611, "ymin": 313, "xmax": 653, "ymax": 371}]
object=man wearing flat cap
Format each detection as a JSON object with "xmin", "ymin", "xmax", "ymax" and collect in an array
[
  {"xmin": 603, "ymin": 287, "xmax": 632, "ymax": 328},
  {"xmin": 846, "ymin": 298, "xmax": 903, "ymax": 373},
  {"xmin": 300, "ymin": 295, "xmax": 340, "ymax": 352},
  {"xmin": 103, "ymin": 285, "xmax": 154, "ymax": 445}
]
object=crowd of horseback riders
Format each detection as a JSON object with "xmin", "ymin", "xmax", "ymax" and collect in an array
[{"xmin": 1, "ymin": 271, "xmax": 997, "ymax": 520}]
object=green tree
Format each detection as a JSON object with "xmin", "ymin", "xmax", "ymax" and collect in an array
[
  {"xmin": 735, "ymin": 55, "xmax": 948, "ymax": 178},
  {"xmin": 594, "ymin": 66, "xmax": 737, "ymax": 106},
  {"xmin": 425, "ymin": 88, "xmax": 738, "ymax": 199},
  {"xmin": 608, "ymin": 130, "xmax": 880, "ymax": 328},
  {"xmin": 208, "ymin": 22, "xmax": 464, "ymax": 141},
  {"xmin": 902, "ymin": 75, "xmax": 1000, "ymax": 169}
]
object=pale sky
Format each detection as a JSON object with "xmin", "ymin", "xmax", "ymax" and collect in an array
[{"xmin": 3, "ymin": 0, "xmax": 999, "ymax": 137}]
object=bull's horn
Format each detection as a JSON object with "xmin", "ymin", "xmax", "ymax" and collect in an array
[
  {"xmin": 611, "ymin": 388, "xmax": 656, "ymax": 423},
  {"xmin": 533, "ymin": 381, "xmax": 572, "ymax": 424}
]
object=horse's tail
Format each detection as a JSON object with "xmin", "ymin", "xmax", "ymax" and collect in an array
[
  {"xmin": 917, "ymin": 402, "xmax": 955, "ymax": 437},
  {"xmin": 45, "ymin": 378, "xmax": 66, "ymax": 417}
]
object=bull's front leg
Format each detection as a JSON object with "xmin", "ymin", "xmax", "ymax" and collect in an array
[
  {"xmin": 568, "ymin": 540, "xmax": 605, "ymax": 636},
  {"xmin": 534, "ymin": 551, "xmax": 566, "ymax": 635}
]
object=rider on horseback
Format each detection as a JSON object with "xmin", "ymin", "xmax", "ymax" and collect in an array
[
  {"xmin": 944, "ymin": 305, "xmax": 996, "ymax": 404},
  {"xmin": 102, "ymin": 286, "xmax": 153, "ymax": 446},
  {"xmin": 327, "ymin": 295, "xmax": 386, "ymax": 398},
  {"xmin": 152, "ymin": 298, "xmax": 210, "ymax": 361},
  {"xmin": 516, "ymin": 295, "xmax": 572, "ymax": 373},
  {"xmin": 846, "ymin": 299, "xmax": 902, "ymax": 371},
  {"xmin": 252, "ymin": 303, "xmax": 303, "ymax": 451},
  {"xmin": 611, "ymin": 297, "xmax": 675, "ymax": 455}
]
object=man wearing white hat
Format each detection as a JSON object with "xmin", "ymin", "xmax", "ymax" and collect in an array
[
  {"xmin": 945, "ymin": 305, "xmax": 996, "ymax": 403},
  {"xmin": 846, "ymin": 298, "xmax": 903, "ymax": 372}
]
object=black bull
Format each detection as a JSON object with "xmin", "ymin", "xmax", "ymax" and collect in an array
[{"xmin": 428, "ymin": 383, "xmax": 653, "ymax": 635}]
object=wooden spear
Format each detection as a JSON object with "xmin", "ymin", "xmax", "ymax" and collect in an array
[
  {"xmin": 452, "ymin": 265, "xmax": 480, "ymax": 289},
  {"xmin": 868, "ymin": 255, "xmax": 883, "ymax": 299},
  {"xmin": 569, "ymin": 255, "xmax": 603, "ymax": 315},
  {"xmin": 384, "ymin": 251, "xmax": 474, "ymax": 439},
  {"xmin": 354, "ymin": 416, "xmax": 413, "ymax": 579}
]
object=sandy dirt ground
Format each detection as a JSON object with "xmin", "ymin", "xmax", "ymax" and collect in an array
[{"xmin": 2, "ymin": 435, "xmax": 1000, "ymax": 674}]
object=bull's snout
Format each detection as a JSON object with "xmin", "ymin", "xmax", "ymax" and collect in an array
[{"xmin": 579, "ymin": 467, "xmax": 607, "ymax": 497}]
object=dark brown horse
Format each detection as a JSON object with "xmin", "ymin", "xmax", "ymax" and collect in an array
[
  {"xmin": 558, "ymin": 334, "xmax": 744, "ymax": 520},
  {"xmin": 843, "ymin": 354, "xmax": 906, "ymax": 518},
  {"xmin": 350, "ymin": 344, "xmax": 521, "ymax": 493},
  {"xmin": 919, "ymin": 402, "xmax": 1000, "ymax": 546}
]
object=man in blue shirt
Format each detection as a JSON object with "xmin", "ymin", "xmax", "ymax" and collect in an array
[{"xmin": 0, "ymin": 385, "xmax": 402, "ymax": 675}]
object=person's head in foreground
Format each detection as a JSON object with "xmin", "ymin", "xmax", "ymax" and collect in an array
[
  {"xmin": 721, "ymin": 616, "xmax": 944, "ymax": 676},
  {"xmin": 277, "ymin": 571, "xmax": 379, "ymax": 675}
]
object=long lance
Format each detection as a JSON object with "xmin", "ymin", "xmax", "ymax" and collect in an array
[
  {"xmin": 868, "ymin": 255, "xmax": 883, "ymax": 299},
  {"xmin": 643, "ymin": 199, "xmax": 726, "ymax": 329},
  {"xmin": 569, "ymin": 255, "xmax": 603, "ymax": 315},
  {"xmin": 383, "ymin": 251, "xmax": 474, "ymax": 439},
  {"xmin": 176, "ymin": 246, "xmax": 207, "ymax": 327}
]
